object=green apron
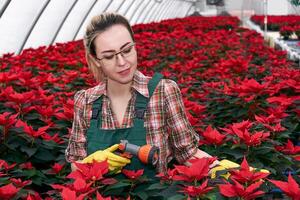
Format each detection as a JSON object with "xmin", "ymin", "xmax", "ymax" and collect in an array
[{"xmin": 86, "ymin": 72, "xmax": 163, "ymax": 178}]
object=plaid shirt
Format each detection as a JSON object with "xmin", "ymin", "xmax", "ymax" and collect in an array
[{"xmin": 65, "ymin": 70, "xmax": 199, "ymax": 173}]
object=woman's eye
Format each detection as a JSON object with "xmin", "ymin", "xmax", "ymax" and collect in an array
[
  {"xmin": 103, "ymin": 55, "xmax": 114, "ymax": 60},
  {"xmin": 122, "ymin": 47, "xmax": 132, "ymax": 54}
]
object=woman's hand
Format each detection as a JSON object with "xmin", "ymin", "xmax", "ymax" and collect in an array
[{"xmin": 81, "ymin": 144, "xmax": 131, "ymax": 171}]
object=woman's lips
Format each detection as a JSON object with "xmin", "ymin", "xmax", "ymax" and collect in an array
[{"xmin": 118, "ymin": 68, "xmax": 130, "ymax": 76}]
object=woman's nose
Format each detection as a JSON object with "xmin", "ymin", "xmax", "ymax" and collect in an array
[{"xmin": 116, "ymin": 53, "xmax": 126, "ymax": 66}]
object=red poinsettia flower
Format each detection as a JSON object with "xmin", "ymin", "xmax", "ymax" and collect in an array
[
  {"xmin": 254, "ymin": 114, "xmax": 286, "ymax": 132},
  {"xmin": 9, "ymin": 178, "xmax": 32, "ymax": 187},
  {"xmin": 173, "ymin": 158, "xmax": 214, "ymax": 182},
  {"xmin": 54, "ymin": 99, "xmax": 74, "ymax": 121},
  {"xmin": 180, "ymin": 179, "xmax": 214, "ymax": 197},
  {"xmin": 0, "ymin": 159, "xmax": 17, "ymax": 171},
  {"xmin": 221, "ymin": 120, "xmax": 253, "ymax": 135},
  {"xmin": 0, "ymin": 72, "xmax": 18, "ymax": 83},
  {"xmin": 228, "ymin": 122, "xmax": 270, "ymax": 146},
  {"xmin": 0, "ymin": 112, "xmax": 18, "ymax": 139},
  {"xmin": 219, "ymin": 179, "xmax": 265, "ymax": 200},
  {"xmin": 34, "ymin": 105, "xmax": 56, "ymax": 123},
  {"xmin": 19, "ymin": 162, "xmax": 34, "ymax": 170},
  {"xmin": 0, "ymin": 183, "xmax": 20, "ymax": 200},
  {"xmin": 122, "ymin": 169, "xmax": 144, "ymax": 180},
  {"xmin": 67, "ymin": 161, "xmax": 109, "ymax": 182},
  {"xmin": 269, "ymin": 173, "xmax": 300, "ymax": 199},
  {"xmin": 267, "ymin": 95, "xmax": 295, "ymax": 107},
  {"xmin": 183, "ymin": 98, "xmax": 206, "ymax": 115},
  {"xmin": 229, "ymin": 157, "xmax": 269, "ymax": 184},
  {"xmin": 294, "ymin": 155, "xmax": 300, "ymax": 161},
  {"xmin": 156, "ymin": 168, "xmax": 178, "ymax": 181},
  {"xmin": 52, "ymin": 178, "xmax": 94, "ymax": 199},
  {"xmin": 265, "ymin": 106, "xmax": 289, "ymax": 119},
  {"xmin": 275, "ymin": 139, "xmax": 300, "ymax": 155},
  {"xmin": 6, "ymin": 88, "xmax": 34, "ymax": 105},
  {"xmin": 25, "ymin": 191, "xmax": 42, "ymax": 200},
  {"xmin": 49, "ymin": 163, "xmax": 65, "ymax": 174},
  {"xmin": 0, "ymin": 172, "xmax": 7, "ymax": 177},
  {"xmin": 263, "ymin": 122, "xmax": 286, "ymax": 132},
  {"xmin": 199, "ymin": 125, "xmax": 226, "ymax": 146},
  {"xmin": 41, "ymin": 132, "xmax": 65, "ymax": 144},
  {"xmin": 72, "ymin": 178, "xmax": 93, "ymax": 193},
  {"xmin": 15, "ymin": 120, "xmax": 50, "ymax": 138},
  {"xmin": 235, "ymin": 78, "xmax": 268, "ymax": 102},
  {"xmin": 60, "ymin": 187, "xmax": 87, "ymax": 200}
]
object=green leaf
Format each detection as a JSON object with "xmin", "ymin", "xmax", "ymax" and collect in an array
[
  {"xmin": 23, "ymin": 112, "xmax": 42, "ymax": 121},
  {"xmin": 17, "ymin": 169, "xmax": 37, "ymax": 178},
  {"xmin": 0, "ymin": 177, "xmax": 10, "ymax": 186},
  {"xmin": 146, "ymin": 183, "xmax": 168, "ymax": 191},
  {"xmin": 221, "ymin": 148, "xmax": 244, "ymax": 160},
  {"xmin": 20, "ymin": 145, "xmax": 38, "ymax": 157},
  {"xmin": 166, "ymin": 194, "xmax": 186, "ymax": 200},
  {"xmin": 33, "ymin": 148, "xmax": 56, "ymax": 162},
  {"xmin": 105, "ymin": 181, "xmax": 131, "ymax": 190},
  {"xmin": 131, "ymin": 191, "xmax": 148, "ymax": 200},
  {"xmin": 252, "ymin": 146, "xmax": 273, "ymax": 155}
]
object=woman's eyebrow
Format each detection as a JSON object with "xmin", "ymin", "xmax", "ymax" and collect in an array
[{"xmin": 100, "ymin": 42, "xmax": 131, "ymax": 53}]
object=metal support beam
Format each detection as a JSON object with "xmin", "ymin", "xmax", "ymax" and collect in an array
[
  {"xmin": 51, "ymin": 0, "xmax": 78, "ymax": 44},
  {"xmin": 144, "ymin": 1, "xmax": 160, "ymax": 22},
  {"xmin": 18, "ymin": 0, "xmax": 51, "ymax": 54},
  {"xmin": 115, "ymin": 0, "xmax": 127, "ymax": 13},
  {"xmin": 0, "ymin": 0, "xmax": 11, "ymax": 19},
  {"xmin": 132, "ymin": 0, "xmax": 152, "ymax": 24},
  {"xmin": 73, "ymin": 0, "xmax": 97, "ymax": 40},
  {"xmin": 156, "ymin": 0, "xmax": 173, "ymax": 21},
  {"xmin": 137, "ymin": 0, "xmax": 154, "ymax": 24},
  {"xmin": 128, "ymin": 0, "xmax": 144, "ymax": 22},
  {"xmin": 156, "ymin": 0, "xmax": 176, "ymax": 21},
  {"xmin": 150, "ymin": 0, "xmax": 168, "ymax": 22},
  {"xmin": 143, "ymin": 0, "xmax": 158, "ymax": 23},
  {"xmin": 123, "ymin": 0, "xmax": 136, "ymax": 16},
  {"xmin": 184, "ymin": 3, "xmax": 194, "ymax": 16}
]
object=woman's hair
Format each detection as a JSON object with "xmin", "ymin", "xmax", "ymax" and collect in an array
[{"xmin": 83, "ymin": 12, "xmax": 134, "ymax": 82}]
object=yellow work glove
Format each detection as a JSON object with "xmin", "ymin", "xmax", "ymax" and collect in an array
[
  {"xmin": 210, "ymin": 159, "xmax": 269, "ymax": 179},
  {"xmin": 210, "ymin": 159, "xmax": 240, "ymax": 179},
  {"xmin": 82, "ymin": 144, "xmax": 131, "ymax": 172}
]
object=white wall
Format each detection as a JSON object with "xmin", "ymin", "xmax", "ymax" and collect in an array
[{"xmin": 0, "ymin": 0, "xmax": 196, "ymax": 56}]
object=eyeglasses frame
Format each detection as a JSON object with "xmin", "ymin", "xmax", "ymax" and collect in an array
[{"xmin": 94, "ymin": 42, "xmax": 136, "ymax": 63}]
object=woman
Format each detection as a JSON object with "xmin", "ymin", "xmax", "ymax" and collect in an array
[{"xmin": 65, "ymin": 12, "xmax": 215, "ymax": 176}]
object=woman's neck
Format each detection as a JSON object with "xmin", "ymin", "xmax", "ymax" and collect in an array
[{"xmin": 107, "ymin": 79, "xmax": 132, "ymax": 98}]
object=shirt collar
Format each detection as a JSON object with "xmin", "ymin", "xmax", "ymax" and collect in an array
[
  {"xmin": 86, "ymin": 70, "xmax": 149, "ymax": 104},
  {"xmin": 132, "ymin": 70, "xmax": 150, "ymax": 98}
]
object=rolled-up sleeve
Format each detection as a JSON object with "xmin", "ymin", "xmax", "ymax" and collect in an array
[
  {"xmin": 65, "ymin": 90, "xmax": 88, "ymax": 162},
  {"xmin": 164, "ymin": 79, "xmax": 199, "ymax": 164}
]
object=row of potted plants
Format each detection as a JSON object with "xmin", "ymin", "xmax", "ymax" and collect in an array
[
  {"xmin": 250, "ymin": 15, "xmax": 300, "ymax": 40},
  {"xmin": 0, "ymin": 15, "xmax": 300, "ymax": 199},
  {"xmin": 279, "ymin": 25, "xmax": 300, "ymax": 40},
  {"xmin": 250, "ymin": 15, "xmax": 300, "ymax": 31}
]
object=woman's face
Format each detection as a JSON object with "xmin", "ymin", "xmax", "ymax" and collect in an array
[{"xmin": 93, "ymin": 24, "xmax": 137, "ymax": 85}]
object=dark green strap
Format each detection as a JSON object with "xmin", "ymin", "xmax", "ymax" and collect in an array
[
  {"xmin": 148, "ymin": 72, "xmax": 164, "ymax": 97},
  {"xmin": 134, "ymin": 73, "xmax": 163, "ymax": 120},
  {"xmin": 90, "ymin": 72, "xmax": 164, "ymax": 126},
  {"xmin": 90, "ymin": 96, "xmax": 103, "ymax": 128}
]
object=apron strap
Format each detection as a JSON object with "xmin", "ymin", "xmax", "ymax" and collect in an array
[
  {"xmin": 148, "ymin": 72, "xmax": 164, "ymax": 97},
  {"xmin": 134, "ymin": 72, "xmax": 164, "ymax": 120},
  {"xmin": 90, "ymin": 72, "xmax": 164, "ymax": 125},
  {"xmin": 90, "ymin": 96, "xmax": 103, "ymax": 128}
]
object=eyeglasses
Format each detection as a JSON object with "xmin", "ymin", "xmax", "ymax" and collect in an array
[{"xmin": 94, "ymin": 43, "xmax": 136, "ymax": 66}]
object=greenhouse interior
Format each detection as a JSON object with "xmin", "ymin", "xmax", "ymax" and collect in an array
[{"xmin": 0, "ymin": 0, "xmax": 300, "ymax": 199}]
